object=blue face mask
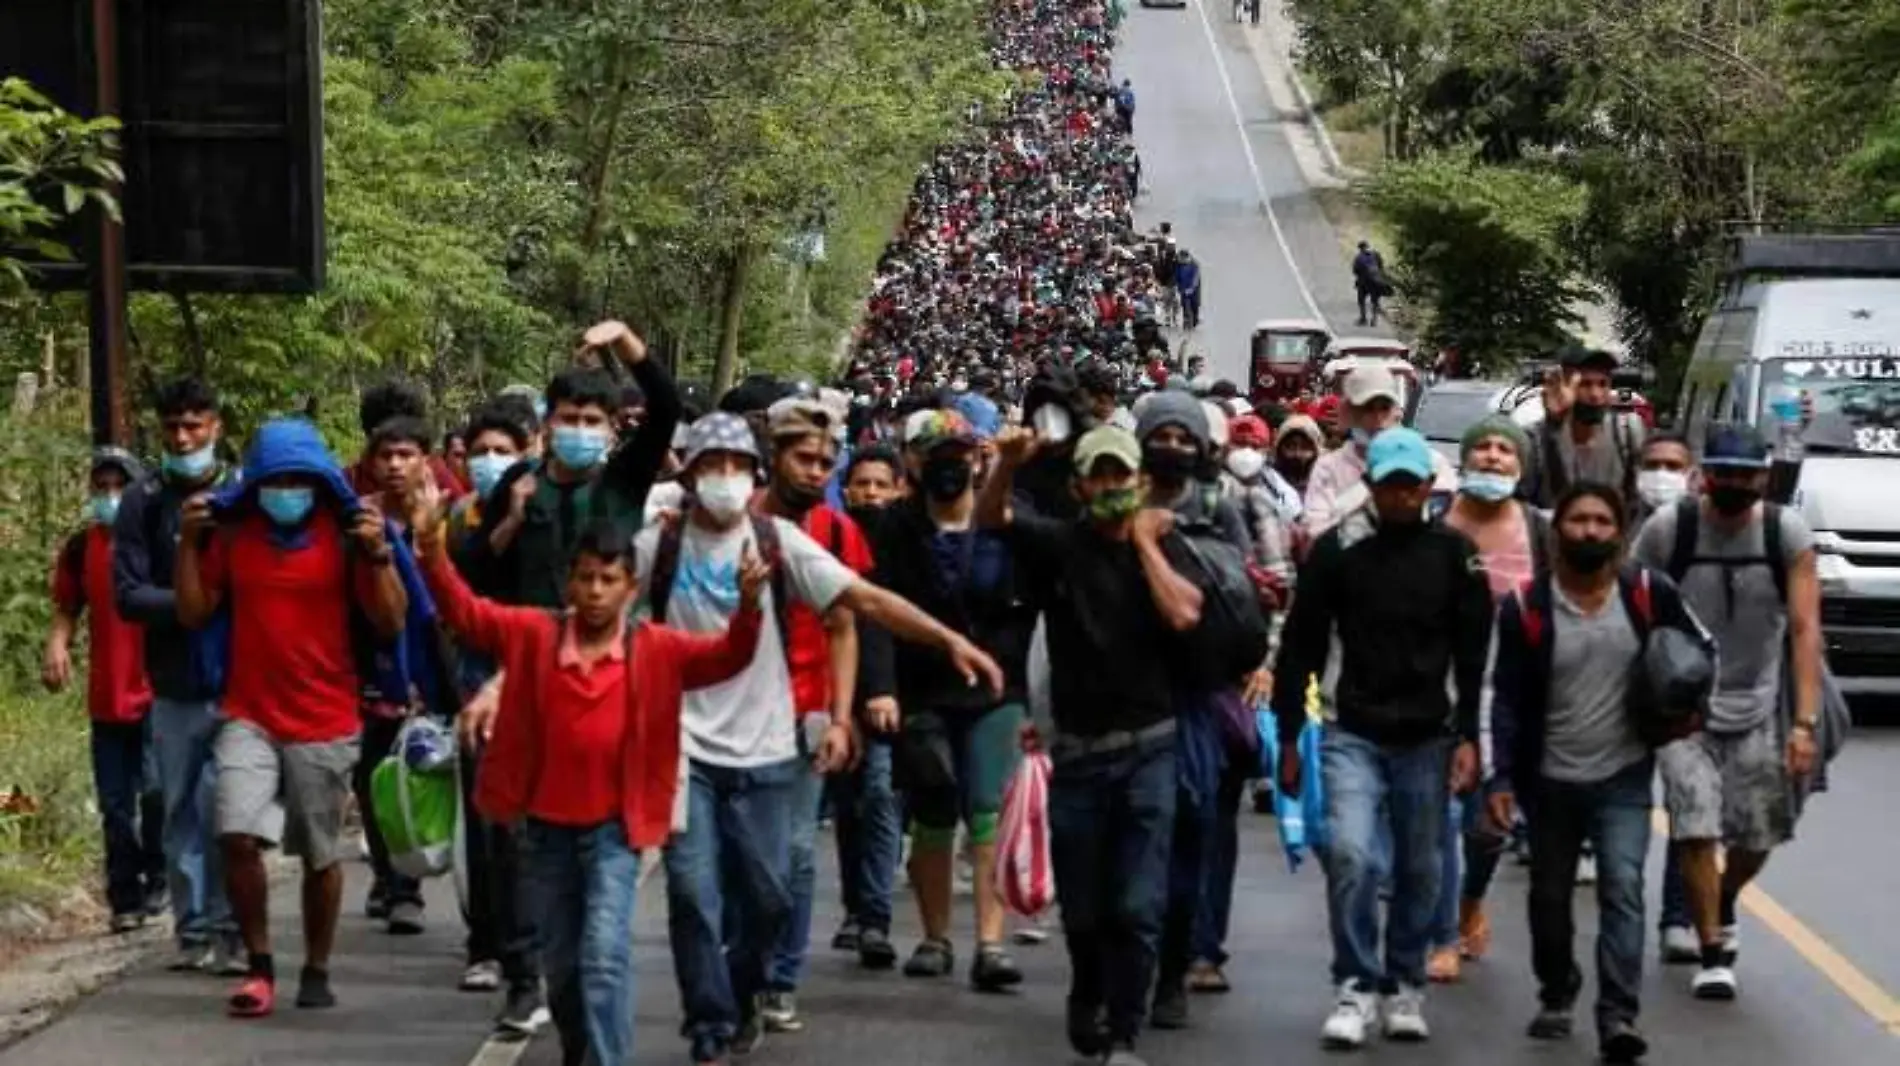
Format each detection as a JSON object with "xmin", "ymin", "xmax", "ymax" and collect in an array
[
  {"xmin": 1460, "ymin": 470, "xmax": 1519, "ymax": 503},
  {"xmin": 551, "ymin": 425, "xmax": 609, "ymax": 470},
  {"xmin": 257, "ymin": 486, "xmax": 316, "ymax": 527},
  {"xmin": 468, "ymin": 453, "xmax": 514, "ymax": 498},
  {"xmin": 162, "ymin": 442, "xmax": 216, "ymax": 480},
  {"xmin": 90, "ymin": 493, "xmax": 121, "ymax": 526}
]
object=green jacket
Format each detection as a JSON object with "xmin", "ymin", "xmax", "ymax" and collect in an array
[{"xmin": 464, "ymin": 358, "xmax": 680, "ymax": 608}]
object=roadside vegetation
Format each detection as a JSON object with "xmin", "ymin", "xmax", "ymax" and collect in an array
[
  {"xmin": 0, "ymin": 0, "xmax": 1001, "ymax": 944},
  {"xmin": 1287, "ymin": 0, "xmax": 1900, "ymax": 392}
]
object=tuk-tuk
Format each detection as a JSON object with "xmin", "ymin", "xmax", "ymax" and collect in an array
[{"xmin": 1248, "ymin": 318, "xmax": 1332, "ymax": 404}]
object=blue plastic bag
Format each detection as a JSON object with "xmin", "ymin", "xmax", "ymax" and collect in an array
[{"xmin": 1256, "ymin": 706, "xmax": 1328, "ymax": 872}]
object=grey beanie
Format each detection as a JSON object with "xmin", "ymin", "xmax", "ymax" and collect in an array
[{"xmin": 1135, "ymin": 390, "xmax": 1211, "ymax": 449}]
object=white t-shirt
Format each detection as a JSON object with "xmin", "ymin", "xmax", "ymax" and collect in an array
[{"xmin": 634, "ymin": 516, "xmax": 856, "ymax": 768}]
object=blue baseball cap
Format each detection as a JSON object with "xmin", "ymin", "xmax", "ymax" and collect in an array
[
  {"xmin": 1703, "ymin": 423, "xmax": 1770, "ymax": 470},
  {"xmin": 1365, "ymin": 427, "xmax": 1435, "ymax": 483}
]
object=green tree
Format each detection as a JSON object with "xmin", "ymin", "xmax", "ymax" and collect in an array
[
  {"xmin": 0, "ymin": 79, "xmax": 120, "ymax": 303},
  {"xmin": 1363, "ymin": 153, "xmax": 1587, "ymax": 363}
]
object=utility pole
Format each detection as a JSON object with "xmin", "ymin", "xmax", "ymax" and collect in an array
[{"xmin": 87, "ymin": 0, "xmax": 130, "ymax": 445}]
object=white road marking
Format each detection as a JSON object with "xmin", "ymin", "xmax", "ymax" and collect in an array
[{"xmin": 1186, "ymin": 0, "xmax": 1329, "ymax": 324}]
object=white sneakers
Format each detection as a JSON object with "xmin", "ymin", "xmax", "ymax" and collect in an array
[
  {"xmin": 1692, "ymin": 924, "xmax": 1742, "ymax": 1000},
  {"xmin": 1659, "ymin": 925, "xmax": 1700, "ymax": 964},
  {"xmin": 1321, "ymin": 983, "xmax": 1429, "ymax": 1049}
]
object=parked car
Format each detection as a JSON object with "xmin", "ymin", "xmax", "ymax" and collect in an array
[{"xmin": 1412, "ymin": 380, "xmax": 1543, "ymax": 463}]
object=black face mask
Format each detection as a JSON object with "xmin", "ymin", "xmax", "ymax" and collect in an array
[
  {"xmin": 920, "ymin": 456, "xmax": 974, "ymax": 501},
  {"xmin": 1142, "ymin": 443, "xmax": 1198, "ymax": 483},
  {"xmin": 775, "ymin": 481, "xmax": 825, "ymax": 514},
  {"xmin": 1572, "ymin": 402, "xmax": 1607, "ymax": 426},
  {"xmin": 1277, "ymin": 453, "xmax": 1315, "ymax": 480},
  {"xmin": 1558, "ymin": 536, "xmax": 1621, "ymax": 574},
  {"xmin": 1709, "ymin": 485, "xmax": 1761, "ymax": 517}
]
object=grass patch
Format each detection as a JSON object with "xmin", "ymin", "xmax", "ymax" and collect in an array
[{"xmin": 0, "ymin": 690, "xmax": 99, "ymax": 912}]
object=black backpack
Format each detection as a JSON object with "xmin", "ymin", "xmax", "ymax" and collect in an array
[
  {"xmin": 1664, "ymin": 498, "xmax": 1786, "ymax": 611},
  {"xmin": 1164, "ymin": 487, "xmax": 1271, "ymax": 689}
]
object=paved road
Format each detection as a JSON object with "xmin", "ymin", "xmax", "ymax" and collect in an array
[
  {"xmin": 1120, "ymin": 0, "xmax": 1385, "ymax": 385},
  {"xmin": 6, "ymin": 4, "xmax": 1900, "ymax": 1065}
]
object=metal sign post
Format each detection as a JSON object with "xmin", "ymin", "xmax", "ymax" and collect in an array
[{"xmin": 87, "ymin": 0, "xmax": 129, "ymax": 446}]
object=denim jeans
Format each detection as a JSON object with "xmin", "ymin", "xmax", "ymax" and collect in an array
[
  {"xmin": 91, "ymin": 720, "xmax": 155, "ymax": 916},
  {"xmin": 1049, "ymin": 734, "xmax": 1176, "ymax": 1045},
  {"xmin": 520, "ymin": 819, "xmax": 642, "ymax": 1066},
  {"xmin": 831, "ymin": 738, "xmax": 900, "ymax": 934},
  {"xmin": 353, "ymin": 713, "xmax": 423, "ymax": 909},
  {"xmin": 1321, "ymin": 728, "xmax": 1450, "ymax": 992},
  {"xmin": 664, "ymin": 757, "xmax": 798, "ymax": 1058},
  {"xmin": 149, "ymin": 698, "xmax": 232, "ymax": 946},
  {"xmin": 459, "ymin": 743, "xmax": 539, "ymax": 987},
  {"xmin": 769, "ymin": 748, "xmax": 827, "ymax": 990},
  {"xmin": 1526, "ymin": 758, "xmax": 1653, "ymax": 1034},
  {"xmin": 1191, "ymin": 763, "xmax": 1248, "ymax": 966}
]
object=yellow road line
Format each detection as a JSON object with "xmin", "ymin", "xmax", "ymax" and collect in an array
[{"xmin": 1649, "ymin": 810, "xmax": 1900, "ymax": 1035}]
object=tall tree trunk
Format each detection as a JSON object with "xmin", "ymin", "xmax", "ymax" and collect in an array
[{"xmin": 713, "ymin": 246, "xmax": 754, "ymax": 396}]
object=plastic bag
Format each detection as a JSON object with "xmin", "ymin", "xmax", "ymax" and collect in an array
[
  {"xmin": 995, "ymin": 750, "xmax": 1054, "ymax": 918},
  {"xmin": 1255, "ymin": 682, "xmax": 1329, "ymax": 872},
  {"xmin": 370, "ymin": 718, "xmax": 460, "ymax": 879}
]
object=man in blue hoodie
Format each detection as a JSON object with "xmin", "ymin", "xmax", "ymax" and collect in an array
[
  {"xmin": 174, "ymin": 419, "xmax": 410, "ymax": 1018},
  {"xmin": 113, "ymin": 377, "xmax": 245, "ymax": 974}
]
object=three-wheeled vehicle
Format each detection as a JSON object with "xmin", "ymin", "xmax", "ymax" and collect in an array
[{"xmin": 1248, "ymin": 318, "xmax": 1332, "ymax": 404}]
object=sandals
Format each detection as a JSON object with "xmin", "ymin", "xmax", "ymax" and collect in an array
[{"xmin": 227, "ymin": 975, "xmax": 275, "ymax": 1018}]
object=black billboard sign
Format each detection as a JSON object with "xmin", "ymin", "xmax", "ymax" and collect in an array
[{"xmin": 0, "ymin": 0, "xmax": 325, "ymax": 293}]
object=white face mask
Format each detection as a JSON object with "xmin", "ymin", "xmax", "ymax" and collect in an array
[
  {"xmin": 1636, "ymin": 469, "xmax": 1690, "ymax": 510},
  {"xmin": 696, "ymin": 472, "xmax": 754, "ymax": 523},
  {"xmin": 1225, "ymin": 447, "xmax": 1265, "ymax": 481},
  {"xmin": 1031, "ymin": 404, "xmax": 1073, "ymax": 444}
]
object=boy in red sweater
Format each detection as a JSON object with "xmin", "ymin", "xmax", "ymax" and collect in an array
[{"xmin": 412, "ymin": 493, "xmax": 769, "ymax": 1066}]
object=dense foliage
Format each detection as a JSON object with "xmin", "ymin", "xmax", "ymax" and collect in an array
[{"xmin": 1291, "ymin": 0, "xmax": 1900, "ymax": 385}]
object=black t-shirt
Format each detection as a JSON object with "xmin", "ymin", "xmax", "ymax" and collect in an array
[{"xmin": 1009, "ymin": 512, "xmax": 1177, "ymax": 737}]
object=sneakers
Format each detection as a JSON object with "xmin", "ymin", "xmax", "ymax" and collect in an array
[
  {"xmin": 141, "ymin": 885, "xmax": 170, "ymax": 919},
  {"xmin": 970, "ymin": 943, "xmax": 1024, "ymax": 992},
  {"xmin": 364, "ymin": 884, "xmax": 391, "ymax": 921},
  {"xmin": 857, "ymin": 927, "xmax": 898, "ymax": 970},
  {"xmin": 1381, "ymin": 986, "xmax": 1430, "ymax": 1042},
  {"xmin": 1720, "ymin": 923, "xmax": 1740, "ymax": 964},
  {"xmin": 1185, "ymin": 960, "xmax": 1230, "ymax": 993},
  {"xmin": 386, "ymin": 900, "xmax": 425, "ymax": 936},
  {"xmin": 1576, "ymin": 853, "xmax": 1598, "ymax": 886},
  {"xmin": 902, "ymin": 938, "xmax": 955, "ymax": 978},
  {"xmin": 1601, "ymin": 1019, "xmax": 1649, "ymax": 1064},
  {"xmin": 758, "ymin": 990, "xmax": 803, "ymax": 1033},
  {"xmin": 210, "ymin": 938, "xmax": 250, "ymax": 977},
  {"xmin": 1526, "ymin": 1006, "xmax": 1573, "ymax": 1040},
  {"xmin": 494, "ymin": 983, "xmax": 549, "ymax": 1039},
  {"xmin": 459, "ymin": 960, "xmax": 503, "ymax": 992},
  {"xmin": 1101, "ymin": 1044, "xmax": 1149, "ymax": 1066},
  {"xmin": 1319, "ymin": 983, "xmax": 1379, "ymax": 1049},
  {"xmin": 831, "ymin": 920, "xmax": 862, "ymax": 952},
  {"xmin": 1691, "ymin": 965, "xmax": 1738, "ymax": 1000},
  {"xmin": 1149, "ymin": 984, "xmax": 1188, "ymax": 1030},
  {"xmin": 294, "ymin": 965, "xmax": 336, "ymax": 1009},
  {"xmin": 167, "ymin": 943, "xmax": 216, "ymax": 972},
  {"xmin": 1659, "ymin": 925, "xmax": 1700, "ymax": 965}
]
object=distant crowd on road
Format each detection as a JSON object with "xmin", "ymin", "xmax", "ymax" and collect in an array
[{"xmin": 40, "ymin": 3, "xmax": 1841, "ymax": 1066}]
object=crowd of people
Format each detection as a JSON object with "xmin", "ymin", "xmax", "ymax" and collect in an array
[{"xmin": 38, "ymin": 3, "xmax": 1841, "ymax": 1066}]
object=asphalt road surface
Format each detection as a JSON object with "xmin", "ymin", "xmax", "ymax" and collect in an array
[
  {"xmin": 1120, "ymin": 0, "xmax": 1385, "ymax": 384},
  {"xmin": 6, "ymin": 4, "xmax": 1899, "ymax": 1066}
]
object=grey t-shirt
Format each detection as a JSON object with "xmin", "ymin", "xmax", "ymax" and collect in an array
[
  {"xmin": 1632, "ymin": 502, "xmax": 1814, "ymax": 732},
  {"xmin": 1542, "ymin": 586, "xmax": 1650, "ymax": 783},
  {"xmin": 1551, "ymin": 411, "xmax": 1645, "ymax": 491}
]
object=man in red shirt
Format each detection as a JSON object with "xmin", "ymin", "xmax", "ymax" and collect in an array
[
  {"xmin": 755, "ymin": 400, "xmax": 879, "ymax": 1029},
  {"xmin": 45, "ymin": 448, "xmax": 160, "ymax": 932},
  {"xmin": 174, "ymin": 418, "xmax": 408, "ymax": 1018}
]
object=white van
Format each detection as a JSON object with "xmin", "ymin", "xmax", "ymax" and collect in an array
[{"xmin": 1676, "ymin": 231, "xmax": 1900, "ymax": 693}]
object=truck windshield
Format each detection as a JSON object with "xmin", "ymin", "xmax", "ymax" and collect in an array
[
  {"xmin": 1762, "ymin": 358, "xmax": 1900, "ymax": 456},
  {"xmin": 1258, "ymin": 333, "xmax": 1320, "ymax": 368}
]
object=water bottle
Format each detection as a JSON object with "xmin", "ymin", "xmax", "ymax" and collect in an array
[{"xmin": 1768, "ymin": 387, "xmax": 1805, "ymax": 463}]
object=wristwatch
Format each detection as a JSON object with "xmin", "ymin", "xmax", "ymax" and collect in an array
[{"xmin": 1791, "ymin": 720, "xmax": 1817, "ymax": 735}]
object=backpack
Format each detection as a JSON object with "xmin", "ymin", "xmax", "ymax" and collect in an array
[
  {"xmin": 647, "ymin": 506, "xmax": 793, "ymax": 658},
  {"xmin": 1664, "ymin": 498, "xmax": 1786, "ymax": 607},
  {"xmin": 1512, "ymin": 566, "xmax": 1705, "ymax": 746},
  {"xmin": 1165, "ymin": 486, "xmax": 1272, "ymax": 688}
]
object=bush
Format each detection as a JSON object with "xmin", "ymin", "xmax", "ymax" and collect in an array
[{"xmin": 0, "ymin": 691, "xmax": 96, "ymax": 911}]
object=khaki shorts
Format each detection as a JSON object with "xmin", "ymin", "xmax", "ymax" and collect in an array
[
  {"xmin": 215, "ymin": 719, "xmax": 359, "ymax": 870},
  {"xmin": 1658, "ymin": 719, "xmax": 1792, "ymax": 854}
]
